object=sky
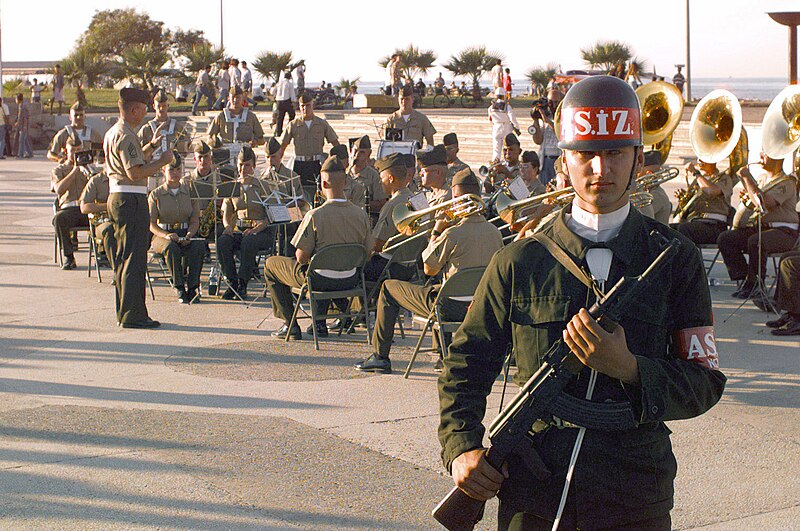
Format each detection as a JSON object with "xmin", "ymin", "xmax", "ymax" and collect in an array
[{"xmin": 1, "ymin": 0, "xmax": 798, "ymax": 82}]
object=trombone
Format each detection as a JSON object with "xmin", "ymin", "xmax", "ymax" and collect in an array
[
  {"xmin": 492, "ymin": 187, "xmax": 575, "ymax": 226},
  {"xmin": 383, "ymin": 194, "xmax": 485, "ymax": 253},
  {"xmin": 629, "ymin": 167, "xmax": 680, "ymax": 208}
]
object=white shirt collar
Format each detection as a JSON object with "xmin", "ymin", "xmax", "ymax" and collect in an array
[
  {"xmin": 566, "ymin": 201, "xmax": 630, "ymax": 243},
  {"xmin": 326, "ymin": 198, "xmax": 348, "ymax": 203}
]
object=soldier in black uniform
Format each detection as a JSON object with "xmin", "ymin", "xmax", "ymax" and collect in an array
[{"xmin": 437, "ymin": 76, "xmax": 726, "ymax": 530}]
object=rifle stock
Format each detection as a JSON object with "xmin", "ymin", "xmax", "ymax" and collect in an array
[{"xmin": 432, "ymin": 486, "xmax": 486, "ymax": 531}]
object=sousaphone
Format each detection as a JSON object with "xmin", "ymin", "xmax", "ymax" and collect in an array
[
  {"xmin": 761, "ymin": 84, "xmax": 800, "ymax": 160},
  {"xmin": 689, "ymin": 89, "xmax": 742, "ymax": 163},
  {"xmin": 636, "ymin": 81, "xmax": 684, "ymax": 164}
]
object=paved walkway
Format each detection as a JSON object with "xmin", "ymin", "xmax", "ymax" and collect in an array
[{"xmin": 0, "ymin": 155, "xmax": 798, "ymax": 529}]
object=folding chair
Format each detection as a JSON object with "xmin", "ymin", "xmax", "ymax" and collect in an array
[
  {"xmin": 697, "ymin": 243, "xmax": 722, "ymax": 278},
  {"xmin": 145, "ymin": 251, "xmax": 174, "ymax": 300},
  {"xmin": 86, "ymin": 222, "xmax": 104, "ymax": 282},
  {"xmin": 53, "ymin": 199, "xmax": 91, "ymax": 267},
  {"xmin": 285, "ymin": 244, "xmax": 370, "ymax": 351},
  {"xmin": 404, "ymin": 267, "xmax": 486, "ymax": 378}
]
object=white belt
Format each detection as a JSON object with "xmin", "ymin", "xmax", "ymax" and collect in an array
[
  {"xmin": 60, "ymin": 200, "xmax": 79, "ymax": 209},
  {"xmin": 701, "ymin": 213, "xmax": 727, "ymax": 223},
  {"xmin": 294, "ymin": 154, "xmax": 326, "ymax": 162},
  {"xmin": 158, "ymin": 222, "xmax": 189, "ymax": 230},
  {"xmin": 110, "ymin": 183, "xmax": 148, "ymax": 194},
  {"xmin": 769, "ymin": 222, "xmax": 799, "ymax": 230}
]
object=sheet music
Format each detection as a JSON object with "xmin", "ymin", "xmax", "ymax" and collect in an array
[
  {"xmin": 267, "ymin": 204, "xmax": 292, "ymax": 223},
  {"xmin": 507, "ymin": 176, "xmax": 529, "ymax": 201},
  {"xmin": 409, "ymin": 192, "xmax": 429, "ymax": 211}
]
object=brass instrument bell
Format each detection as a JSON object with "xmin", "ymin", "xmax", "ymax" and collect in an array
[
  {"xmin": 689, "ymin": 89, "xmax": 742, "ymax": 164},
  {"xmin": 761, "ymin": 85, "xmax": 800, "ymax": 160},
  {"xmin": 635, "ymin": 81, "xmax": 684, "ymax": 147}
]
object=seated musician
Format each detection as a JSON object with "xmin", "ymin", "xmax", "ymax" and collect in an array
[
  {"xmin": 217, "ymin": 146, "xmax": 277, "ymax": 300},
  {"xmin": 189, "ymin": 140, "xmax": 235, "ymax": 186},
  {"xmin": 403, "ymin": 153, "xmax": 419, "ymax": 192},
  {"xmin": 355, "ymin": 169, "xmax": 503, "ymax": 374},
  {"xmin": 51, "ymin": 137, "xmax": 91, "ymax": 270},
  {"xmin": 419, "ymin": 145, "xmax": 452, "ymax": 206},
  {"xmin": 148, "ymin": 152, "xmax": 205, "ymax": 304},
  {"xmin": 348, "ymin": 135, "xmax": 387, "ymax": 220},
  {"xmin": 79, "ymin": 152, "xmax": 115, "ymax": 268},
  {"xmin": 443, "ymin": 133, "xmax": 470, "ymax": 179},
  {"xmin": 670, "ymin": 158, "xmax": 733, "ymax": 244},
  {"xmin": 763, "ymin": 249, "xmax": 800, "ymax": 335},
  {"xmin": 330, "ymin": 143, "xmax": 366, "ymax": 208},
  {"xmin": 718, "ymin": 151, "xmax": 799, "ymax": 299},
  {"xmin": 207, "ymin": 86, "xmax": 265, "ymax": 148},
  {"xmin": 365, "ymin": 152, "xmax": 416, "ymax": 282},
  {"xmin": 483, "ymin": 133, "xmax": 522, "ymax": 194},
  {"xmin": 635, "ymin": 151, "xmax": 673, "ymax": 225},
  {"xmin": 520, "ymin": 150, "xmax": 546, "ymax": 195},
  {"xmin": 264, "ymin": 136, "xmax": 308, "ymax": 257},
  {"xmin": 263, "ymin": 155, "xmax": 372, "ymax": 340}
]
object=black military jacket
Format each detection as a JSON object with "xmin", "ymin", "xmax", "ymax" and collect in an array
[{"xmin": 438, "ymin": 206, "xmax": 726, "ymax": 527}]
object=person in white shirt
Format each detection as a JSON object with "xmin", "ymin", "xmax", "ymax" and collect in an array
[
  {"xmin": 192, "ymin": 65, "xmax": 213, "ymax": 115},
  {"xmin": 490, "ymin": 59, "xmax": 504, "ymax": 90},
  {"xmin": 273, "ymin": 72, "xmax": 297, "ymax": 137},
  {"xmin": 253, "ymin": 84, "xmax": 266, "ymax": 102},
  {"xmin": 240, "ymin": 61, "xmax": 257, "ymax": 107},
  {"xmin": 228, "ymin": 58, "xmax": 242, "ymax": 89},
  {"xmin": 213, "ymin": 62, "xmax": 231, "ymax": 110},
  {"xmin": 487, "ymin": 87, "xmax": 520, "ymax": 162},
  {"xmin": 295, "ymin": 60, "xmax": 306, "ymax": 94}
]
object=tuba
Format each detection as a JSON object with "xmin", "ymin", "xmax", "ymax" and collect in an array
[
  {"xmin": 636, "ymin": 81, "xmax": 685, "ymax": 164},
  {"xmin": 688, "ymin": 89, "xmax": 742, "ymax": 164}
]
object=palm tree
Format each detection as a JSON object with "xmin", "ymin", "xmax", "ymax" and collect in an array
[
  {"xmin": 580, "ymin": 40, "xmax": 632, "ymax": 72},
  {"xmin": 113, "ymin": 43, "xmax": 169, "ymax": 91},
  {"xmin": 379, "ymin": 44, "xmax": 437, "ymax": 80},
  {"xmin": 526, "ymin": 63, "xmax": 559, "ymax": 95},
  {"xmin": 443, "ymin": 46, "xmax": 503, "ymax": 89},
  {"xmin": 183, "ymin": 43, "xmax": 225, "ymax": 74},
  {"xmin": 253, "ymin": 51, "xmax": 295, "ymax": 83},
  {"xmin": 337, "ymin": 77, "xmax": 360, "ymax": 96},
  {"xmin": 61, "ymin": 45, "xmax": 109, "ymax": 89}
]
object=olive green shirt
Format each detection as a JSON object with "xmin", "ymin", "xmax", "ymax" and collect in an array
[
  {"xmin": 438, "ymin": 207, "xmax": 726, "ymax": 525},
  {"xmin": 349, "ymin": 165, "xmax": 387, "ymax": 202},
  {"xmin": 80, "ymin": 172, "xmax": 110, "ymax": 206},
  {"xmin": 207, "ymin": 108, "xmax": 264, "ymax": 144},
  {"xmin": 291, "ymin": 199, "xmax": 373, "ymax": 256},
  {"xmin": 694, "ymin": 170, "xmax": 734, "ymax": 218},
  {"xmin": 421, "ymin": 214, "xmax": 502, "ymax": 278},
  {"xmin": 448, "ymin": 159, "xmax": 470, "ymax": 178},
  {"xmin": 148, "ymin": 182, "xmax": 199, "ymax": 226},
  {"xmin": 222, "ymin": 179, "xmax": 271, "ymax": 221},
  {"xmin": 343, "ymin": 175, "xmax": 367, "ymax": 208},
  {"xmin": 103, "ymin": 119, "xmax": 147, "ymax": 188},
  {"xmin": 384, "ymin": 109, "xmax": 436, "ymax": 146},
  {"xmin": 281, "ymin": 115, "xmax": 338, "ymax": 157},
  {"xmin": 373, "ymin": 187, "xmax": 412, "ymax": 244},
  {"xmin": 759, "ymin": 171, "xmax": 798, "ymax": 225}
]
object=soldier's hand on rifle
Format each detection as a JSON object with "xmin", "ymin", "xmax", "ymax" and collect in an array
[
  {"xmin": 451, "ymin": 448, "xmax": 508, "ymax": 501},
  {"xmin": 563, "ymin": 308, "xmax": 640, "ymax": 385}
]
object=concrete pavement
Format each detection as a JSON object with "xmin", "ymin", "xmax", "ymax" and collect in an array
[{"xmin": 0, "ymin": 155, "xmax": 798, "ymax": 530}]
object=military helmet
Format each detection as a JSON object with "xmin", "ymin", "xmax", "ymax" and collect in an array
[{"xmin": 557, "ymin": 76, "xmax": 642, "ymax": 151}]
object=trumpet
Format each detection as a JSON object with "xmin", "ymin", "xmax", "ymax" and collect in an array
[{"xmin": 384, "ymin": 194, "xmax": 485, "ymax": 253}]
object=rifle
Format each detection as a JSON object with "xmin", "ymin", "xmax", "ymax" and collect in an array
[{"xmin": 432, "ymin": 232, "xmax": 681, "ymax": 531}]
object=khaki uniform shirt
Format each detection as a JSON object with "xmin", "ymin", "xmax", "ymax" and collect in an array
[
  {"xmin": 525, "ymin": 177, "xmax": 547, "ymax": 196},
  {"xmin": 421, "ymin": 214, "xmax": 502, "ymax": 278},
  {"xmin": 48, "ymin": 125, "xmax": 103, "ymax": 160},
  {"xmin": 262, "ymin": 164, "xmax": 304, "ymax": 201},
  {"xmin": 80, "ymin": 172, "xmax": 110, "ymax": 206},
  {"xmin": 104, "ymin": 119, "xmax": 147, "ymax": 188},
  {"xmin": 207, "ymin": 108, "xmax": 264, "ymax": 144},
  {"xmin": 281, "ymin": 115, "xmax": 338, "ymax": 157},
  {"xmin": 223, "ymin": 179, "xmax": 271, "ymax": 222},
  {"xmin": 759, "ymin": 171, "xmax": 798, "ymax": 225},
  {"xmin": 373, "ymin": 187, "xmax": 412, "ymax": 244},
  {"xmin": 350, "ymin": 165, "xmax": 387, "ymax": 201},
  {"xmin": 137, "ymin": 117, "xmax": 188, "ymax": 155},
  {"xmin": 448, "ymin": 159, "xmax": 470, "ymax": 179},
  {"xmin": 51, "ymin": 163, "xmax": 89, "ymax": 207},
  {"xmin": 148, "ymin": 183, "xmax": 199, "ymax": 226},
  {"xmin": 384, "ymin": 109, "xmax": 436, "ymax": 146},
  {"xmin": 426, "ymin": 186, "xmax": 452, "ymax": 206},
  {"xmin": 696, "ymin": 171, "xmax": 734, "ymax": 218},
  {"xmin": 343, "ymin": 175, "xmax": 367, "ymax": 208},
  {"xmin": 291, "ymin": 199, "xmax": 373, "ymax": 256}
]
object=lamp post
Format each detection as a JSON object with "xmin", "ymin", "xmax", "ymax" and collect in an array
[
  {"xmin": 768, "ymin": 12, "xmax": 800, "ymax": 85},
  {"xmin": 685, "ymin": 0, "xmax": 692, "ymax": 102},
  {"xmin": 220, "ymin": 0, "xmax": 224, "ymax": 50}
]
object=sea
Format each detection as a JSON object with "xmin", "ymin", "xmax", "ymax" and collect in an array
[{"xmin": 339, "ymin": 77, "xmax": 788, "ymax": 102}]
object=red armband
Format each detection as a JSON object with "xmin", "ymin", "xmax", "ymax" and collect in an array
[{"xmin": 675, "ymin": 326, "xmax": 719, "ymax": 369}]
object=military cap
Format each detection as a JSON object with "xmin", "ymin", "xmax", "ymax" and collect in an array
[
  {"xmin": 417, "ymin": 145, "xmax": 447, "ymax": 168},
  {"xmin": 70, "ymin": 101, "xmax": 85, "ymax": 113},
  {"xmin": 154, "ymin": 89, "xmax": 169, "ymax": 103},
  {"xmin": 119, "ymin": 87, "xmax": 150, "ymax": 105},
  {"xmin": 521, "ymin": 150, "xmax": 540, "ymax": 165},
  {"xmin": 643, "ymin": 150, "xmax": 662, "ymax": 167},
  {"xmin": 167, "ymin": 150, "xmax": 182, "ymax": 169},
  {"xmin": 330, "ymin": 144, "xmax": 349, "ymax": 161},
  {"xmin": 402, "ymin": 153, "xmax": 417, "ymax": 168},
  {"xmin": 399, "ymin": 85, "xmax": 414, "ymax": 98},
  {"xmin": 237, "ymin": 145, "xmax": 256, "ymax": 163},
  {"xmin": 374, "ymin": 152, "xmax": 406, "ymax": 173},
  {"xmin": 355, "ymin": 135, "xmax": 371, "ymax": 150},
  {"xmin": 193, "ymin": 140, "xmax": 212, "ymax": 155},
  {"xmin": 442, "ymin": 133, "xmax": 458, "ymax": 147},
  {"xmin": 266, "ymin": 137, "xmax": 281, "ymax": 156},
  {"xmin": 321, "ymin": 155, "xmax": 345, "ymax": 173},
  {"xmin": 504, "ymin": 133, "xmax": 520, "ymax": 147},
  {"xmin": 230, "ymin": 85, "xmax": 244, "ymax": 97},
  {"xmin": 452, "ymin": 168, "xmax": 480, "ymax": 187},
  {"xmin": 299, "ymin": 92, "xmax": 314, "ymax": 104}
]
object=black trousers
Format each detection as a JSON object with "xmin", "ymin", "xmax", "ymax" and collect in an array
[
  {"xmin": 274, "ymin": 99, "xmax": 295, "ymax": 137},
  {"xmin": 293, "ymin": 160, "xmax": 322, "ymax": 190},
  {"xmin": 776, "ymin": 250, "xmax": 800, "ymax": 314},
  {"xmin": 216, "ymin": 228, "xmax": 276, "ymax": 286},
  {"xmin": 497, "ymin": 502, "xmax": 671, "ymax": 531},
  {"xmin": 717, "ymin": 226, "xmax": 798, "ymax": 285},
  {"xmin": 53, "ymin": 206, "xmax": 88, "ymax": 257},
  {"xmin": 108, "ymin": 192, "xmax": 151, "ymax": 325},
  {"xmin": 671, "ymin": 218, "xmax": 727, "ymax": 246}
]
